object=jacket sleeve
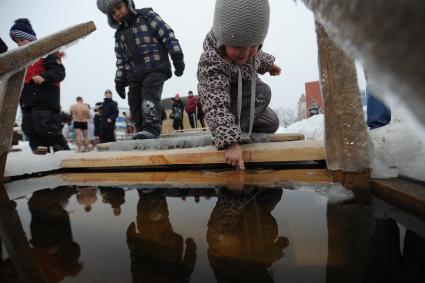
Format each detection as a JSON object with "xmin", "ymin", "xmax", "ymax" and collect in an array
[
  {"xmin": 144, "ymin": 9, "xmax": 183, "ymax": 61},
  {"xmin": 114, "ymin": 33, "xmax": 128, "ymax": 84},
  {"xmin": 256, "ymin": 50, "xmax": 275, "ymax": 75},
  {"xmin": 197, "ymin": 58, "xmax": 242, "ymax": 150},
  {"xmin": 111, "ymin": 102, "xmax": 119, "ymax": 121},
  {"xmin": 40, "ymin": 53, "xmax": 66, "ymax": 83}
]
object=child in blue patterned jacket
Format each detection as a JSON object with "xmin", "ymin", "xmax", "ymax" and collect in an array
[{"xmin": 97, "ymin": 0, "xmax": 185, "ymax": 139}]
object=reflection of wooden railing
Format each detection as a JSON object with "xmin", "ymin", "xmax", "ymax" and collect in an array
[{"xmin": 0, "ymin": 22, "xmax": 96, "ymax": 179}]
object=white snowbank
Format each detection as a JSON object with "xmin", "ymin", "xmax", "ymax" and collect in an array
[
  {"xmin": 278, "ymin": 112, "xmax": 425, "ymax": 181},
  {"xmin": 278, "ymin": 114, "xmax": 324, "ymax": 140},
  {"xmin": 369, "ymin": 120, "xmax": 425, "ymax": 181}
]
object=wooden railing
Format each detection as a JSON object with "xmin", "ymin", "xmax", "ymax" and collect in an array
[{"xmin": 0, "ymin": 22, "xmax": 96, "ymax": 179}]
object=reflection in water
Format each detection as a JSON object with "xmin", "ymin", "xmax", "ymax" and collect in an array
[
  {"xmin": 28, "ymin": 186, "xmax": 83, "ymax": 283},
  {"xmin": 1, "ymin": 182, "xmax": 424, "ymax": 283},
  {"xmin": 100, "ymin": 187, "xmax": 125, "ymax": 216},
  {"xmin": 363, "ymin": 218, "xmax": 425, "ymax": 283},
  {"xmin": 207, "ymin": 187, "xmax": 289, "ymax": 282},
  {"xmin": 76, "ymin": 187, "xmax": 97, "ymax": 213},
  {"xmin": 127, "ymin": 189, "xmax": 197, "ymax": 283}
]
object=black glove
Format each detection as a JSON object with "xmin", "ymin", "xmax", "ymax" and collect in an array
[
  {"xmin": 173, "ymin": 57, "xmax": 185, "ymax": 77},
  {"xmin": 115, "ymin": 81, "xmax": 126, "ymax": 99}
]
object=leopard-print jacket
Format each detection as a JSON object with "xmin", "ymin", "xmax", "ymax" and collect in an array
[{"xmin": 197, "ymin": 31, "xmax": 275, "ymax": 150}]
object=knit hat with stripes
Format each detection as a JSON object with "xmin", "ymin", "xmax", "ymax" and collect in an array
[
  {"xmin": 213, "ymin": 0, "xmax": 270, "ymax": 47},
  {"xmin": 10, "ymin": 19, "xmax": 37, "ymax": 42}
]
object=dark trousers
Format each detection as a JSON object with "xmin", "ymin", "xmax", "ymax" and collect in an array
[
  {"xmin": 198, "ymin": 116, "xmax": 205, "ymax": 128},
  {"xmin": 99, "ymin": 123, "xmax": 116, "ymax": 143},
  {"xmin": 230, "ymin": 80, "xmax": 279, "ymax": 134},
  {"xmin": 173, "ymin": 119, "xmax": 184, "ymax": 130},
  {"xmin": 188, "ymin": 112, "xmax": 197, "ymax": 128},
  {"xmin": 128, "ymin": 72, "xmax": 166, "ymax": 137},
  {"xmin": 22, "ymin": 108, "xmax": 70, "ymax": 151}
]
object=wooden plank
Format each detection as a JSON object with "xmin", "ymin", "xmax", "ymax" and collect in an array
[
  {"xmin": 0, "ymin": 71, "xmax": 26, "ymax": 173},
  {"xmin": 62, "ymin": 140, "xmax": 325, "ymax": 169},
  {"xmin": 0, "ymin": 185, "xmax": 46, "ymax": 283},
  {"xmin": 268, "ymin": 133, "xmax": 304, "ymax": 142},
  {"xmin": 301, "ymin": 0, "xmax": 425, "ymax": 126},
  {"xmin": 0, "ymin": 22, "xmax": 96, "ymax": 79},
  {"xmin": 371, "ymin": 178, "xmax": 425, "ymax": 219},
  {"xmin": 61, "ymin": 169, "xmax": 332, "ymax": 187}
]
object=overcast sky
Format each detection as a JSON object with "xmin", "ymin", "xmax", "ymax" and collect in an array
[{"xmin": 1, "ymin": 0, "xmax": 365, "ymax": 111}]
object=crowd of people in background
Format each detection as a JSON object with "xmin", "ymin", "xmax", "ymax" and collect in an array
[{"xmin": 170, "ymin": 91, "xmax": 205, "ymax": 131}]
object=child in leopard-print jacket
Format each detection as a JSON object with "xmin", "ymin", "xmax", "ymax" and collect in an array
[{"xmin": 197, "ymin": 0, "xmax": 281, "ymax": 170}]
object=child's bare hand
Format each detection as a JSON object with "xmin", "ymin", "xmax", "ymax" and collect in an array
[
  {"xmin": 269, "ymin": 64, "xmax": 281, "ymax": 76},
  {"xmin": 224, "ymin": 143, "xmax": 245, "ymax": 170},
  {"xmin": 32, "ymin": 75, "xmax": 46, "ymax": 85}
]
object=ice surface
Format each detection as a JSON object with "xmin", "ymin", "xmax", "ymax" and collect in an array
[{"xmin": 283, "ymin": 182, "xmax": 355, "ymax": 204}]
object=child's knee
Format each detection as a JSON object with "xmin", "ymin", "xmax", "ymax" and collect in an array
[
  {"xmin": 268, "ymin": 110, "xmax": 280, "ymax": 133},
  {"xmin": 256, "ymin": 81, "xmax": 272, "ymax": 105}
]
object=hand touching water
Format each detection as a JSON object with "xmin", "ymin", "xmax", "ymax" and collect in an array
[{"xmin": 225, "ymin": 143, "xmax": 245, "ymax": 170}]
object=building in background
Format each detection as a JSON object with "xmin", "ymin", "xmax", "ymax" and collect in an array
[
  {"xmin": 297, "ymin": 93, "xmax": 307, "ymax": 121},
  {"xmin": 305, "ymin": 81, "xmax": 323, "ymax": 117}
]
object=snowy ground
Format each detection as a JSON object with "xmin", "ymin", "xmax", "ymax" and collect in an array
[
  {"xmin": 5, "ymin": 141, "xmax": 76, "ymax": 176},
  {"xmin": 5, "ymin": 114, "xmax": 425, "ymax": 182},
  {"xmin": 278, "ymin": 114, "xmax": 425, "ymax": 182}
]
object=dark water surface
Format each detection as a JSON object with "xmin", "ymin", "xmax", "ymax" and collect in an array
[{"xmin": 1, "ymin": 182, "xmax": 424, "ymax": 283}]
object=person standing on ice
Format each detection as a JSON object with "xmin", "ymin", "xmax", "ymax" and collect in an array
[
  {"xmin": 185, "ymin": 90, "xmax": 198, "ymax": 128},
  {"xmin": 170, "ymin": 93, "xmax": 184, "ymax": 131},
  {"xmin": 97, "ymin": 0, "xmax": 185, "ymax": 140},
  {"xmin": 197, "ymin": 0, "xmax": 281, "ymax": 170},
  {"xmin": 70, "ymin": 96, "xmax": 90, "ymax": 152},
  {"xmin": 10, "ymin": 19, "xmax": 70, "ymax": 154},
  {"xmin": 99, "ymin": 90, "xmax": 119, "ymax": 143}
]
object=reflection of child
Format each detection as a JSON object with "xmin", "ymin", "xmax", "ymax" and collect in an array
[
  {"xmin": 77, "ymin": 187, "xmax": 98, "ymax": 212},
  {"xmin": 198, "ymin": 0, "xmax": 281, "ymax": 170},
  {"xmin": 207, "ymin": 188, "xmax": 288, "ymax": 282}
]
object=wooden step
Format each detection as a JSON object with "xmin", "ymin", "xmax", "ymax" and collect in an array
[
  {"xmin": 372, "ymin": 178, "xmax": 425, "ymax": 219},
  {"xmin": 63, "ymin": 140, "xmax": 324, "ymax": 169},
  {"xmin": 61, "ymin": 169, "xmax": 331, "ymax": 187}
]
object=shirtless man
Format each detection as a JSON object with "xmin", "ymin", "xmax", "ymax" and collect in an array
[{"xmin": 70, "ymin": 97, "xmax": 90, "ymax": 152}]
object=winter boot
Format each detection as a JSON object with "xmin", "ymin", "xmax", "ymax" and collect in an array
[
  {"xmin": 33, "ymin": 146, "xmax": 48, "ymax": 155},
  {"xmin": 132, "ymin": 131, "xmax": 157, "ymax": 140}
]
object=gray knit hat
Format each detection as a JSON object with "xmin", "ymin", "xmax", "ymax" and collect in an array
[
  {"xmin": 97, "ymin": 0, "xmax": 137, "ymax": 29},
  {"xmin": 213, "ymin": 0, "xmax": 270, "ymax": 47}
]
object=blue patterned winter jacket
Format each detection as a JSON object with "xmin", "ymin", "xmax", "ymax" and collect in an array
[{"xmin": 114, "ymin": 8, "xmax": 183, "ymax": 84}]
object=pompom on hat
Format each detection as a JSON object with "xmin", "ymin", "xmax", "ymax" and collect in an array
[
  {"xmin": 212, "ymin": 0, "xmax": 270, "ymax": 47},
  {"xmin": 10, "ymin": 18, "xmax": 37, "ymax": 42}
]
